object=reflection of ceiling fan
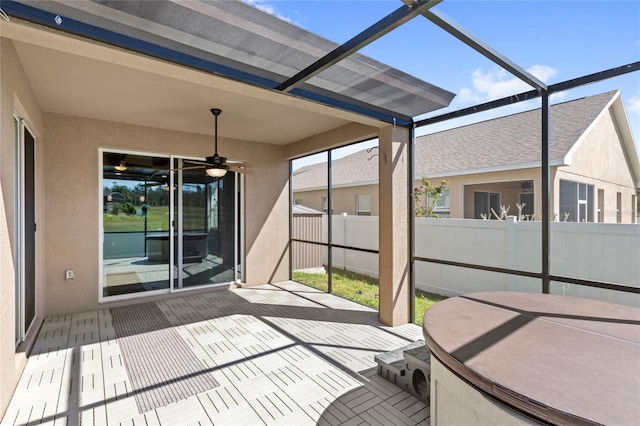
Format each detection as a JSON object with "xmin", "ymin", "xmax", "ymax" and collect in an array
[{"xmin": 178, "ymin": 108, "xmax": 247, "ymax": 177}]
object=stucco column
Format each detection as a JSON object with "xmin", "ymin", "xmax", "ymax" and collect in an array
[{"xmin": 378, "ymin": 124, "xmax": 411, "ymax": 326}]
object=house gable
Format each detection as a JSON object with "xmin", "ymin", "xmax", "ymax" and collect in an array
[{"xmin": 564, "ymin": 94, "xmax": 636, "ymax": 189}]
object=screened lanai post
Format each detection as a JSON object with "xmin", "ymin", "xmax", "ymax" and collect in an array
[
  {"xmin": 409, "ymin": 125, "xmax": 416, "ymax": 323},
  {"xmin": 379, "ymin": 124, "xmax": 411, "ymax": 326},
  {"xmin": 327, "ymin": 150, "xmax": 333, "ymax": 294},
  {"xmin": 541, "ymin": 91, "xmax": 551, "ymax": 294},
  {"xmin": 288, "ymin": 160, "xmax": 293, "ymax": 279}
]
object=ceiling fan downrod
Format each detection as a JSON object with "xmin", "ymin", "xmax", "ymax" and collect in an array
[{"xmin": 211, "ymin": 108, "xmax": 221, "ymax": 156}]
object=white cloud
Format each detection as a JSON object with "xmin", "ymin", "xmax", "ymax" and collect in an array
[
  {"xmin": 240, "ymin": 0, "xmax": 295, "ymax": 24},
  {"xmin": 628, "ymin": 96, "xmax": 640, "ymax": 115},
  {"xmin": 550, "ymin": 90, "xmax": 568, "ymax": 103},
  {"xmin": 458, "ymin": 65, "xmax": 559, "ymax": 104},
  {"xmin": 457, "ymin": 86, "xmax": 484, "ymax": 104}
]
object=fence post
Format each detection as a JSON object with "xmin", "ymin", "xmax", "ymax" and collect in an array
[
  {"xmin": 506, "ymin": 216, "xmax": 517, "ymax": 291},
  {"xmin": 342, "ymin": 212, "xmax": 347, "ymax": 270}
]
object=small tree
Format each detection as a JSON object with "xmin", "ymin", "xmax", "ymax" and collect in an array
[{"xmin": 414, "ymin": 178, "xmax": 448, "ymax": 218}]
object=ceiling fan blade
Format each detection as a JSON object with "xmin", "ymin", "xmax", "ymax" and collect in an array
[
  {"xmin": 183, "ymin": 159, "xmax": 212, "ymax": 167},
  {"xmin": 168, "ymin": 165, "xmax": 206, "ymax": 172},
  {"xmin": 226, "ymin": 159, "xmax": 245, "ymax": 165}
]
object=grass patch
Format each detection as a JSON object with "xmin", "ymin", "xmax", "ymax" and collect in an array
[
  {"xmin": 414, "ymin": 290, "xmax": 446, "ymax": 326},
  {"xmin": 104, "ymin": 206, "xmax": 169, "ymax": 232},
  {"xmin": 103, "ymin": 206, "xmax": 208, "ymax": 233},
  {"xmin": 293, "ymin": 267, "xmax": 446, "ymax": 325}
]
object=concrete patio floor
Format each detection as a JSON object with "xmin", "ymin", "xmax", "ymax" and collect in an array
[{"xmin": 2, "ymin": 281, "xmax": 429, "ymax": 426}]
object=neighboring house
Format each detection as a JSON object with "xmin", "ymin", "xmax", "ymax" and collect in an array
[
  {"xmin": 292, "ymin": 90, "xmax": 640, "ymax": 223},
  {"xmin": 292, "ymin": 149, "xmax": 380, "ymax": 216}
]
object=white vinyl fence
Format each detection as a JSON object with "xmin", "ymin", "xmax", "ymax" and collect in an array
[{"xmin": 298, "ymin": 215, "xmax": 640, "ymax": 307}]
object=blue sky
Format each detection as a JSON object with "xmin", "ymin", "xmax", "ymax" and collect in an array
[{"xmin": 243, "ymin": 0, "xmax": 640, "ymax": 164}]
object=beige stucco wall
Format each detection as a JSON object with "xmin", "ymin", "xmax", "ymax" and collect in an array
[
  {"xmin": 554, "ymin": 108, "xmax": 637, "ymax": 223},
  {"xmin": 0, "ymin": 37, "xmax": 46, "ymax": 421},
  {"xmin": 293, "ymin": 183, "xmax": 379, "ymax": 216},
  {"xmin": 42, "ymin": 113, "xmax": 289, "ymax": 316},
  {"xmin": 430, "ymin": 169, "xmax": 544, "ymax": 220},
  {"xmin": 294, "ymin": 170, "xmax": 543, "ymax": 220},
  {"xmin": 378, "ymin": 125, "xmax": 411, "ymax": 326}
]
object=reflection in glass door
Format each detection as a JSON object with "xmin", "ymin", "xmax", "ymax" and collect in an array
[
  {"xmin": 101, "ymin": 151, "xmax": 171, "ymax": 298},
  {"xmin": 101, "ymin": 153, "xmax": 239, "ymax": 299},
  {"xmin": 173, "ymin": 159, "xmax": 236, "ymax": 289}
]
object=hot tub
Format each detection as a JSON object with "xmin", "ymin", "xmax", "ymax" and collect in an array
[{"xmin": 423, "ymin": 292, "xmax": 640, "ymax": 425}]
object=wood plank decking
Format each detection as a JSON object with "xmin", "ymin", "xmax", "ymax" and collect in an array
[{"xmin": 3, "ymin": 281, "xmax": 429, "ymax": 425}]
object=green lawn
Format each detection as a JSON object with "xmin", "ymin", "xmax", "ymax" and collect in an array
[
  {"xmin": 293, "ymin": 268, "xmax": 446, "ymax": 325},
  {"xmin": 103, "ymin": 205, "xmax": 208, "ymax": 233},
  {"xmin": 103, "ymin": 205, "xmax": 169, "ymax": 232}
]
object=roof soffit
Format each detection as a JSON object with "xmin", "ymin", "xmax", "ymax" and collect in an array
[
  {"xmin": 3, "ymin": 18, "xmax": 385, "ymax": 145},
  {"xmin": 10, "ymin": 0, "xmax": 455, "ymax": 123}
]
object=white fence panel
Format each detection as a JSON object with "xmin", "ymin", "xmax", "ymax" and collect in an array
[
  {"xmin": 312, "ymin": 215, "xmax": 639, "ymax": 307},
  {"xmin": 322, "ymin": 215, "xmax": 379, "ymax": 277},
  {"xmin": 549, "ymin": 223, "xmax": 640, "ymax": 305}
]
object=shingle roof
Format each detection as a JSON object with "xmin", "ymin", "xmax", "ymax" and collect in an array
[
  {"xmin": 415, "ymin": 90, "xmax": 618, "ymax": 176},
  {"xmin": 293, "ymin": 149, "xmax": 379, "ymax": 190},
  {"xmin": 292, "ymin": 91, "xmax": 618, "ymax": 191}
]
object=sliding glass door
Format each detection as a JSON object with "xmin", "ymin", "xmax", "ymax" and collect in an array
[
  {"xmin": 101, "ymin": 152, "xmax": 240, "ymax": 300},
  {"xmin": 172, "ymin": 159, "xmax": 237, "ymax": 289},
  {"xmin": 14, "ymin": 116, "xmax": 37, "ymax": 345}
]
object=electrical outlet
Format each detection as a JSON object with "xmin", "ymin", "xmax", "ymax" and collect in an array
[{"xmin": 65, "ymin": 269, "xmax": 74, "ymax": 280}]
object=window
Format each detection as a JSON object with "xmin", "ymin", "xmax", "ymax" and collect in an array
[
  {"xmin": 616, "ymin": 192, "xmax": 622, "ymax": 223},
  {"xmin": 474, "ymin": 191, "xmax": 501, "ymax": 219},
  {"xmin": 559, "ymin": 179, "xmax": 594, "ymax": 222},
  {"xmin": 427, "ymin": 189, "xmax": 450, "ymax": 217},
  {"xmin": 355, "ymin": 194, "xmax": 371, "ymax": 216},
  {"xmin": 293, "ymin": 199, "xmax": 302, "ymax": 205},
  {"xmin": 597, "ymin": 189, "xmax": 604, "ymax": 223}
]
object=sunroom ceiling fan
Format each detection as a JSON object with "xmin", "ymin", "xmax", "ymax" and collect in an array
[{"xmin": 177, "ymin": 108, "xmax": 246, "ymax": 177}]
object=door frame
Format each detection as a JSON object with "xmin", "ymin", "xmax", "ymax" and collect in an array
[
  {"xmin": 14, "ymin": 114, "xmax": 37, "ymax": 347},
  {"xmin": 98, "ymin": 149, "xmax": 244, "ymax": 303}
]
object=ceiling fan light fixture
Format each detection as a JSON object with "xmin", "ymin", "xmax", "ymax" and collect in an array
[
  {"xmin": 206, "ymin": 167, "xmax": 227, "ymax": 178},
  {"xmin": 114, "ymin": 161, "xmax": 127, "ymax": 172}
]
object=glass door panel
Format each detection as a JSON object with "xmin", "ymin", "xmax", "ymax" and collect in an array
[
  {"xmin": 102, "ymin": 152, "xmax": 171, "ymax": 297},
  {"xmin": 14, "ymin": 117, "xmax": 37, "ymax": 344},
  {"xmin": 173, "ymin": 159, "xmax": 236, "ymax": 289}
]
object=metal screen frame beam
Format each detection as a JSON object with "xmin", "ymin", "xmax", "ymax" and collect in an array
[
  {"xmin": 276, "ymin": 0, "xmax": 443, "ymax": 93},
  {"xmin": 415, "ymin": 61, "xmax": 640, "ymax": 128},
  {"xmin": 541, "ymin": 92, "xmax": 551, "ymax": 293},
  {"xmin": 421, "ymin": 8, "xmax": 547, "ymax": 91}
]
